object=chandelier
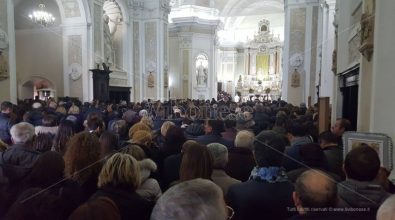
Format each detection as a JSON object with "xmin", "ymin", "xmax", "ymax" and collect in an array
[{"xmin": 28, "ymin": 4, "xmax": 55, "ymax": 26}]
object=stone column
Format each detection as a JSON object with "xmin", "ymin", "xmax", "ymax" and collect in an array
[
  {"xmin": 0, "ymin": 0, "xmax": 17, "ymax": 103},
  {"xmin": 319, "ymin": 1, "xmax": 336, "ymax": 100},
  {"xmin": 283, "ymin": 0, "xmax": 321, "ymax": 105},
  {"xmin": 131, "ymin": 0, "xmax": 170, "ymax": 101}
]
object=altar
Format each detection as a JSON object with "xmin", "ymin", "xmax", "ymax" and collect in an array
[{"xmin": 218, "ymin": 19, "xmax": 283, "ymax": 102}]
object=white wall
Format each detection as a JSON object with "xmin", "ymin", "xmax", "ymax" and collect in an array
[
  {"xmin": 370, "ymin": 0, "xmax": 395, "ymax": 175},
  {"xmin": 15, "ymin": 29, "xmax": 64, "ymax": 98}
]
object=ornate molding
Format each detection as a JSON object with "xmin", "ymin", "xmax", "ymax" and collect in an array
[
  {"xmin": 359, "ymin": 14, "xmax": 374, "ymax": 61},
  {"xmin": 358, "ymin": 0, "xmax": 375, "ymax": 61}
]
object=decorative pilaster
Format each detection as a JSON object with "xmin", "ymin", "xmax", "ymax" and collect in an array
[
  {"xmin": 130, "ymin": 0, "xmax": 170, "ymax": 101},
  {"xmin": 283, "ymin": 0, "xmax": 321, "ymax": 105}
]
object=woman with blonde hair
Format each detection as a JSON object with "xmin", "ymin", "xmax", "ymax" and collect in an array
[
  {"xmin": 128, "ymin": 122, "xmax": 151, "ymax": 140},
  {"xmin": 91, "ymin": 153, "xmax": 154, "ymax": 220},
  {"xmin": 132, "ymin": 130, "xmax": 161, "ymax": 170}
]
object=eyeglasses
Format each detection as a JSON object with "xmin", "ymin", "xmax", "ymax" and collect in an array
[{"xmin": 226, "ymin": 205, "xmax": 234, "ymax": 220}]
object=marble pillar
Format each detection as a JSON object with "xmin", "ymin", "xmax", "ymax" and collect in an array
[{"xmin": 283, "ymin": 0, "xmax": 321, "ymax": 105}]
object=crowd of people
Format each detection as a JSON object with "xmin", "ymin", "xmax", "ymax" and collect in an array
[{"xmin": 0, "ymin": 97, "xmax": 394, "ymax": 220}]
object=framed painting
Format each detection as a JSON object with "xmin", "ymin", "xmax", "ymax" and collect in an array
[{"xmin": 343, "ymin": 132, "xmax": 393, "ymax": 170}]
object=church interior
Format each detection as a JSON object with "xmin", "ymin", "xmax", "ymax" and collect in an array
[{"xmin": 1, "ymin": 0, "xmax": 395, "ymax": 218}]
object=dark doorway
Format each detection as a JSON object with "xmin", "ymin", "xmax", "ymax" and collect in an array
[
  {"xmin": 109, "ymin": 86, "xmax": 131, "ymax": 104},
  {"xmin": 339, "ymin": 65, "xmax": 359, "ymax": 131}
]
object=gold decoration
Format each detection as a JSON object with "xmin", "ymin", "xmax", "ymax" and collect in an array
[
  {"xmin": 0, "ymin": 50, "xmax": 9, "ymax": 81},
  {"xmin": 291, "ymin": 69, "xmax": 301, "ymax": 88},
  {"xmin": 147, "ymin": 71, "xmax": 155, "ymax": 88},
  {"xmin": 359, "ymin": 0, "xmax": 375, "ymax": 61}
]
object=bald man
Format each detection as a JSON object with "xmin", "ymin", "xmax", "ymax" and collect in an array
[
  {"xmin": 377, "ymin": 195, "xmax": 395, "ymax": 220},
  {"xmin": 290, "ymin": 169, "xmax": 355, "ymax": 220}
]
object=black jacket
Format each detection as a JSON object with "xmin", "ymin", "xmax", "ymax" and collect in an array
[
  {"xmin": 0, "ymin": 113, "xmax": 14, "ymax": 145},
  {"xmin": 0, "ymin": 144, "xmax": 40, "ymax": 185},
  {"xmin": 227, "ymin": 179, "xmax": 296, "ymax": 220},
  {"xmin": 91, "ymin": 186, "xmax": 154, "ymax": 220}
]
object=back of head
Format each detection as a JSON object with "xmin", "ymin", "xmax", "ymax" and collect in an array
[
  {"xmin": 87, "ymin": 117, "xmax": 104, "ymax": 133},
  {"xmin": 128, "ymin": 122, "xmax": 151, "ymax": 140},
  {"xmin": 132, "ymin": 130, "xmax": 152, "ymax": 147},
  {"xmin": 41, "ymin": 114, "xmax": 57, "ymax": 127},
  {"xmin": 10, "ymin": 122, "xmax": 35, "ymax": 145},
  {"xmin": 224, "ymin": 114, "xmax": 237, "ymax": 129},
  {"xmin": 68, "ymin": 104, "xmax": 80, "ymax": 114},
  {"xmin": 318, "ymin": 131, "xmax": 337, "ymax": 145},
  {"xmin": 99, "ymin": 131, "xmax": 118, "ymax": 158},
  {"xmin": 1, "ymin": 101, "xmax": 13, "ymax": 112},
  {"xmin": 98, "ymin": 153, "xmax": 140, "ymax": 190},
  {"xmin": 377, "ymin": 195, "xmax": 395, "ymax": 220},
  {"xmin": 207, "ymin": 119, "xmax": 225, "ymax": 134},
  {"xmin": 120, "ymin": 144, "xmax": 146, "ymax": 161},
  {"xmin": 151, "ymin": 178, "xmax": 227, "ymax": 220},
  {"xmin": 54, "ymin": 120, "xmax": 75, "ymax": 155},
  {"xmin": 33, "ymin": 132, "xmax": 53, "ymax": 152},
  {"xmin": 161, "ymin": 121, "xmax": 175, "ymax": 137},
  {"xmin": 299, "ymin": 143, "xmax": 327, "ymax": 169},
  {"xmin": 64, "ymin": 132, "xmax": 101, "ymax": 183},
  {"xmin": 344, "ymin": 145, "xmax": 380, "ymax": 181},
  {"xmin": 234, "ymin": 130, "xmax": 255, "ymax": 149},
  {"xmin": 287, "ymin": 121, "xmax": 308, "ymax": 137},
  {"xmin": 254, "ymin": 130, "xmax": 287, "ymax": 167},
  {"xmin": 295, "ymin": 169, "xmax": 337, "ymax": 209},
  {"xmin": 69, "ymin": 197, "xmax": 121, "ymax": 220},
  {"xmin": 180, "ymin": 142, "xmax": 213, "ymax": 181},
  {"xmin": 140, "ymin": 116, "xmax": 154, "ymax": 129},
  {"xmin": 207, "ymin": 143, "xmax": 228, "ymax": 169},
  {"xmin": 164, "ymin": 126, "xmax": 187, "ymax": 155}
]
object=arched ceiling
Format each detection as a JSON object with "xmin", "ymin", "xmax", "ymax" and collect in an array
[
  {"xmin": 215, "ymin": 0, "xmax": 283, "ymax": 17},
  {"xmin": 14, "ymin": 0, "xmax": 61, "ymax": 30}
]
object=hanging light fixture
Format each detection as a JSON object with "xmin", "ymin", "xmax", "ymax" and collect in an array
[{"xmin": 28, "ymin": 3, "xmax": 55, "ymax": 26}]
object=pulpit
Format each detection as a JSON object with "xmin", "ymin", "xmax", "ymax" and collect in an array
[{"xmin": 90, "ymin": 63, "xmax": 112, "ymax": 102}]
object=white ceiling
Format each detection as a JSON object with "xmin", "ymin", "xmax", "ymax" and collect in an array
[{"xmin": 212, "ymin": 0, "xmax": 283, "ymax": 16}]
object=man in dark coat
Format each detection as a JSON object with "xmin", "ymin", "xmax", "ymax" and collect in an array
[
  {"xmin": 0, "ymin": 101, "xmax": 15, "ymax": 145},
  {"xmin": 225, "ymin": 130, "xmax": 255, "ymax": 182},
  {"xmin": 0, "ymin": 122, "xmax": 40, "ymax": 185},
  {"xmin": 337, "ymin": 145, "xmax": 390, "ymax": 220},
  {"xmin": 0, "ymin": 122, "xmax": 40, "ymax": 215},
  {"xmin": 226, "ymin": 130, "xmax": 295, "ymax": 220},
  {"xmin": 195, "ymin": 119, "xmax": 233, "ymax": 148}
]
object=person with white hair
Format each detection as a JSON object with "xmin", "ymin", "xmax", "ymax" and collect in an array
[
  {"xmin": 207, "ymin": 143, "xmax": 241, "ymax": 195},
  {"xmin": 225, "ymin": 130, "xmax": 256, "ymax": 181},
  {"xmin": 0, "ymin": 122, "xmax": 40, "ymax": 185},
  {"xmin": 377, "ymin": 194, "xmax": 395, "ymax": 220},
  {"xmin": 151, "ymin": 178, "xmax": 229, "ymax": 220}
]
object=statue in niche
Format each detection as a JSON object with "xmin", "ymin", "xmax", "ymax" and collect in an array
[
  {"xmin": 148, "ymin": 71, "xmax": 155, "ymax": 88},
  {"xmin": 0, "ymin": 50, "xmax": 8, "ymax": 81},
  {"xmin": 196, "ymin": 61, "xmax": 207, "ymax": 86},
  {"xmin": 237, "ymin": 75, "xmax": 243, "ymax": 89},
  {"xmin": 331, "ymin": 49, "xmax": 337, "ymax": 74},
  {"xmin": 164, "ymin": 67, "xmax": 169, "ymax": 88},
  {"xmin": 291, "ymin": 69, "xmax": 301, "ymax": 88},
  {"xmin": 103, "ymin": 13, "xmax": 113, "ymax": 66}
]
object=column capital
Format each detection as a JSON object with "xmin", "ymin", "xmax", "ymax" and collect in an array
[{"xmin": 285, "ymin": 0, "xmax": 320, "ymax": 9}]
